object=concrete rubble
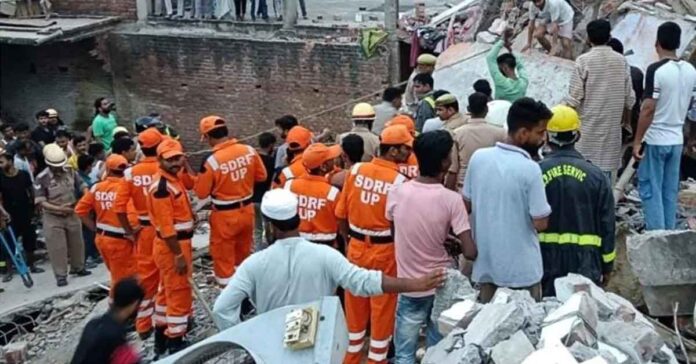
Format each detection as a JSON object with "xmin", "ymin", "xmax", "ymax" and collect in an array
[
  {"xmin": 431, "ymin": 268, "xmax": 477, "ymax": 326},
  {"xmin": 424, "ymin": 273, "xmax": 681, "ymax": 364}
]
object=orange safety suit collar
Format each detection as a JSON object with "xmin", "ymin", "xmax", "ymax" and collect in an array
[
  {"xmin": 290, "ymin": 154, "xmax": 302, "ymax": 164},
  {"xmin": 299, "ymin": 173, "xmax": 328, "ymax": 182},
  {"xmin": 159, "ymin": 168, "xmax": 179, "ymax": 183},
  {"xmin": 370, "ymin": 157, "xmax": 400, "ymax": 172},
  {"xmin": 212, "ymin": 138, "xmax": 239, "ymax": 152}
]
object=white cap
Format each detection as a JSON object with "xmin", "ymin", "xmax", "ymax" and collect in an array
[{"xmin": 261, "ymin": 189, "xmax": 298, "ymax": 221}]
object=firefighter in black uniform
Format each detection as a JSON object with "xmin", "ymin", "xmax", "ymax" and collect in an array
[{"xmin": 539, "ymin": 105, "xmax": 616, "ymax": 297}]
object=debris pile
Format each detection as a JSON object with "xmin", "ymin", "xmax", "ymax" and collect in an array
[
  {"xmin": 616, "ymin": 179, "xmax": 696, "ymax": 233},
  {"xmin": 423, "ymin": 270, "xmax": 680, "ymax": 364}
]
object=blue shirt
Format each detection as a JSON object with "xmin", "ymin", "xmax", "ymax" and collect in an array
[
  {"xmin": 462, "ymin": 142, "xmax": 551, "ymax": 287},
  {"xmin": 213, "ymin": 237, "xmax": 384, "ymax": 330}
]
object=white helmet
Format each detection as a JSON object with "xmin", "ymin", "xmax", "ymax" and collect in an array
[{"xmin": 43, "ymin": 143, "xmax": 67, "ymax": 167}]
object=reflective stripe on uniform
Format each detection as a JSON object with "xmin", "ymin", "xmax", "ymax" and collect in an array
[
  {"xmin": 603, "ymin": 250, "xmax": 616, "ymax": 263},
  {"xmin": 538, "ymin": 233, "xmax": 601, "ymax": 247},
  {"xmin": 282, "ymin": 168, "xmax": 294, "ymax": 179},
  {"xmin": 300, "ymin": 232, "xmax": 337, "ymax": 241},
  {"xmin": 347, "ymin": 342, "xmax": 364, "ymax": 353},
  {"xmin": 215, "ymin": 276, "xmax": 231, "ymax": 286},
  {"xmin": 138, "ymin": 215, "xmax": 150, "ymax": 221},
  {"xmin": 284, "ymin": 179, "xmax": 294, "ymax": 190},
  {"xmin": 167, "ymin": 316, "xmax": 189, "ymax": 324},
  {"xmin": 211, "ymin": 194, "xmax": 252, "ymax": 206},
  {"xmin": 168, "ymin": 324, "xmax": 187, "ymax": 334},
  {"xmin": 96, "ymin": 223, "xmax": 126, "ymax": 234},
  {"xmin": 139, "ymin": 299, "xmax": 152, "ymax": 308},
  {"xmin": 137, "ymin": 308, "xmax": 154, "ymax": 318},
  {"xmin": 207, "ymin": 155, "xmax": 220, "ymax": 171},
  {"xmin": 174, "ymin": 221, "xmax": 194, "ymax": 231},
  {"xmin": 349, "ymin": 224, "xmax": 391, "ymax": 237},
  {"xmin": 368, "ymin": 351, "xmax": 388, "ymax": 362},
  {"xmin": 350, "ymin": 163, "xmax": 363, "ymax": 176},
  {"xmin": 327, "ymin": 186, "xmax": 339, "ymax": 201},
  {"xmin": 348, "ymin": 330, "xmax": 366, "ymax": 340},
  {"xmin": 370, "ymin": 337, "xmax": 391, "ymax": 349}
]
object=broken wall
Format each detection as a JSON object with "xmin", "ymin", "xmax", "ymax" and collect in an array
[
  {"xmin": 0, "ymin": 38, "xmax": 114, "ymax": 130},
  {"xmin": 107, "ymin": 26, "xmax": 389, "ymax": 149},
  {"xmin": 52, "ymin": 0, "xmax": 137, "ymax": 19}
]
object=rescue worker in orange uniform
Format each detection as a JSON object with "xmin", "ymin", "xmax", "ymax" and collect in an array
[
  {"xmin": 336, "ymin": 125, "xmax": 413, "ymax": 364},
  {"xmin": 284, "ymin": 143, "xmax": 342, "ymax": 246},
  {"xmin": 74, "ymin": 154, "xmax": 136, "ymax": 296},
  {"xmin": 387, "ymin": 115, "xmax": 419, "ymax": 179},
  {"xmin": 146, "ymin": 139, "xmax": 196, "ymax": 356},
  {"xmin": 194, "ymin": 116, "xmax": 267, "ymax": 286},
  {"xmin": 113, "ymin": 128, "xmax": 164, "ymax": 339},
  {"xmin": 273, "ymin": 126, "xmax": 313, "ymax": 188}
]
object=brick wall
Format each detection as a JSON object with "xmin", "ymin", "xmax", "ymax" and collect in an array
[
  {"xmin": 107, "ymin": 31, "xmax": 389, "ymax": 151},
  {"xmin": 53, "ymin": 0, "xmax": 137, "ymax": 19},
  {"xmin": 0, "ymin": 38, "xmax": 114, "ymax": 131}
]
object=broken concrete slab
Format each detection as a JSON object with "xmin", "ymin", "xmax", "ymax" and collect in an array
[
  {"xmin": 540, "ymin": 292, "xmax": 599, "ymax": 348},
  {"xmin": 554, "ymin": 274, "xmax": 632, "ymax": 321},
  {"xmin": 597, "ymin": 321, "xmax": 664, "ymax": 363},
  {"xmin": 544, "ymin": 292, "xmax": 599, "ymax": 330},
  {"xmin": 490, "ymin": 330, "xmax": 535, "ymax": 364},
  {"xmin": 598, "ymin": 342, "xmax": 629, "ymax": 364},
  {"xmin": 653, "ymin": 345, "xmax": 679, "ymax": 364},
  {"xmin": 422, "ymin": 328, "xmax": 467, "ymax": 364},
  {"xmin": 570, "ymin": 343, "xmax": 601, "ymax": 363},
  {"xmin": 431, "ymin": 268, "xmax": 477, "ymax": 325},
  {"xmin": 581, "ymin": 358, "xmax": 609, "ymax": 364},
  {"xmin": 521, "ymin": 338, "xmax": 579, "ymax": 364},
  {"xmin": 464, "ymin": 303, "xmax": 525, "ymax": 348},
  {"xmin": 437, "ymin": 299, "xmax": 481, "ymax": 335}
]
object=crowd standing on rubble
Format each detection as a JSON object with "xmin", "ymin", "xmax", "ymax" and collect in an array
[{"xmin": 0, "ymin": 15, "xmax": 694, "ymax": 364}]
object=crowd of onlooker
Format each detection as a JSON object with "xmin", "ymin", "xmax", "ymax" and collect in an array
[{"xmin": 149, "ymin": 0, "xmax": 306, "ymax": 22}]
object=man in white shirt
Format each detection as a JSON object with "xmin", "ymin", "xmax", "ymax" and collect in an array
[
  {"xmin": 633, "ymin": 22, "xmax": 696, "ymax": 230},
  {"xmin": 523, "ymin": 0, "xmax": 575, "ymax": 59},
  {"xmin": 212, "ymin": 189, "xmax": 446, "ymax": 330}
]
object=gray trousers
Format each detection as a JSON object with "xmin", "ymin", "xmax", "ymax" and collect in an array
[{"xmin": 43, "ymin": 213, "xmax": 84, "ymax": 277}]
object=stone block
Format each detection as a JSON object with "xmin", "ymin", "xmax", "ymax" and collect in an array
[
  {"xmin": 554, "ymin": 274, "xmax": 625, "ymax": 320},
  {"xmin": 569, "ymin": 343, "xmax": 601, "ymax": 362},
  {"xmin": 544, "ymin": 292, "xmax": 599, "ymax": 330},
  {"xmin": 541, "ymin": 292, "xmax": 599, "ymax": 347},
  {"xmin": 541, "ymin": 317, "xmax": 597, "ymax": 348},
  {"xmin": 581, "ymin": 358, "xmax": 609, "ymax": 364},
  {"xmin": 437, "ymin": 299, "xmax": 481, "ymax": 335},
  {"xmin": 627, "ymin": 230, "xmax": 696, "ymax": 286},
  {"xmin": 490, "ymin": 330, "xmax": 535, "ymax": 364},
  {"xmin": 597, "ymin": 321, "xmax": 663, "ymax": 363},
  {"xmin": 653, "ymin": 345, "xmax": 679, "ymax": 364},
  {"xmin": 422, "ymin": 328, "xmax": 466, "ymax": 364},
  {"xmin": 431, "ymin": 269, "xmax": 476, "ymax": 325},
  {"xmin": 598, "ymin": 342, "xmax": 628, "ymax": 364},
  {"xmin": 464, "ymin": 303, "xmax": 525, "ymax": 348},
  {"xmin": 521, "ymin": 338, "xmax": 579, "ymax": 364},
  {"xmin": 3, "ymin": 342, "xmax": 28, "ymax": 364}
]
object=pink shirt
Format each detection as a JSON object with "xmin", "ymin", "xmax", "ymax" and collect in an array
[{"xmin": 386, "ymin": 180, "xmax": 471, "ymax": 297}]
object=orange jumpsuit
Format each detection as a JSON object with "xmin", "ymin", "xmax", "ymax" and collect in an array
[
  {"xmin": 273, "ymin": 154, "xmax": 305, "ymax": 188},
  {"xmin": 146, "ymin": 170, "xmax": 195, "ymax": 339},
  {"xmin": 398, "ymin": 153, "xmax": 419, "ymax": 179},
  {"xmin": 335, "ymin": 158, "xmax": 407, "ymax": 364},
  {"xmin": 114, "ymin": 157, "xmax": 160, "ymax": 334},
  {"xmin": 75, "ymin": 177, "xmax": 137, "ymax": 295},
  {"xmin": 194, "ymin": 139, "xmax": 266, "ymax": 286},
  {"xmin": 285, "ymin": 174, "xmax": 341, "ymax": 246}
]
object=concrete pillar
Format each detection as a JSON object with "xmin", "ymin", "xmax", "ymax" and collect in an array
[
  {"xmin": 136, "ymin": 0, "xmax": 150, "ymax": 21},
  {"xmin": 385, "ymin": 0, "xmax": 400, "ymax": 85},
  {"xmin": 282, "ymin": 0, "xmax": 298, "ymax": 30}
]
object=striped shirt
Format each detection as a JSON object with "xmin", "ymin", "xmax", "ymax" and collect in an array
[{"xmin": 565, "ymin": 46, "xmax": 635, "ymax": 172}]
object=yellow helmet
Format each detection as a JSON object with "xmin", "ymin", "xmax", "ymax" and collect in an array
[
  {"xmin": 352, "ymin": 102, "xmax": 376, "ymax": 121},
  {"xmin": 547, "ymin": 105, "xmax": 580, "ymax": 133}
]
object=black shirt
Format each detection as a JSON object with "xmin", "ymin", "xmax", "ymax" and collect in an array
[
  {"xmin": 0, "ymin": 169, "xmax": 34, "ymax": 219},
  {"xmin": 31, "ymin": 126, "xmax": 54, "ymax": 145},
  {"xmin": 630, "ymin": 66, "xmax": 644, "ymax": 132},
  {"xmin": 71, "ymin": 312, "xmax": 130, "ymax": 364},
  {"xmin": 252, "ymin": 152, "xmax": 275, "ymax": 203}
]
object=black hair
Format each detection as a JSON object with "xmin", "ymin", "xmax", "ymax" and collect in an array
[
  {"xmin": 94, "ymin": 97, "xmax": 106, "ymax": 115},
  {"xmin": 435, "ymin": 91, "xmax": 459, "ymax": 112},
  {"xmin": 587, "ymin": 19, "xmax": 611, "ymax": 45},
  {"xmin": 72, "ymin": 134, "xmax": 87, "ymax": 144},
  {"xmin": 1, "ymin": 124, "xmax": 12, "ymax": 132},
  {"xmin": 0, "ymin": 152, "xmax": 13, "ymax": 162},
  {"xmin": 382, "ymin": 87, "xmax": 403, "ymax": 102},
  {"xmin": 468, "ymin": 92, "xmax": 489, "ymax": 116},
  {"xmin": 19, "ymin": 140, "xmax": 34, "ymax": 151},
  {"xmin": 414, "ymin": 130, "xmax": 454, "ymax": 178},
  {"xmin": 548, "ymin": 131, "xmax": 578, "ymax": 145},
  {"xmin": 341, "ymin": 134, "xmax": 364, "ymax": 164},
  {"xmin": 258, "ymin": 132, "xmax": 277, "ymax": 149},
  {"xmin": 274, "ymin": 115, "xmax": 299, "ymax": 131},
  {"xmin": 35, "ymin": 110, "xmax": 49, "ymax": 119},
  {"xmin": 206, "ymin": 126, "xmax": 229, "ymax": 139},
  {"xmin": 88, "ymin": 143, "xmax": 105, "ymax": 157},
  {"xmin": 112, "ymin": 277, "xmax": 145, "ymax": 309},
  {"xmin": 111, "ymin": 138, "xmax": 135, "ymax": 155},
  {"xmin": 286, "ymin": 147, "xmax": 299, "ymax": 165},
  {"xmin": 473, "ymin": 79, "xmax": 492, "ymax": 98},
  {"xmin": 78, "ymin": 154, "xmax": 95, "ymax": 172},
  {"xmin": 432, "ymin": 90, "xmax": 450, "ymax": 99},
  {"xmin": 413, "ymin": 73, "xmax": 434, "ymax": 89},
  {"xmin": 657, "ymin": 21, "xmax": 681, "ymax": 51},
  {"xmin": 379, "ymin": 144, "xmax": 401, "ymax": 157},
  {"xmin": 607, "ymin": 37, "xmax": 624, "ymax": 54},
  {"xmin": 113, "ymin": 131, "xmax": 130, "ymax": 140},
  {"xmin": 497, "ymin": 53, "xmax": 517, "ymax": 69},
  {"xmin": 141, "ymin": 146, "xmax": 158, "ymax": 157},
  {"xmin": 55, "ymin": 129, "xmax": 71, "ymax": 140},
  {"xmin": 14, "ymin": 123, "xmax": 29, "ymax": 133},
  {"xmin": 266, "ymin": 215, "xmax": 301, "ymax": 232},
  {"xmin": 507, "ymin": 97, "xmax": 553, "ymax": 134}
]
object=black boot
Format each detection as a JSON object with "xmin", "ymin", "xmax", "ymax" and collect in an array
[
  {"xmin": 167, "ymin": 336, "xmax": 189, "ymax": 355},
  {"xmin": 153, "ymin": 327, "xmax": 168, "ymax": 359}
]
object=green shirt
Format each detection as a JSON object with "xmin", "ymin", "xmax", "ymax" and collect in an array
[
  {"xmin": 92, "ymin": 113, "xmax": 117, "ymax": 150},
  {"xmin": 486, "ymin": 41, "xmax": 529, "ymax": 102}
]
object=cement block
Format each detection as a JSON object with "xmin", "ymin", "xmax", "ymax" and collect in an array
[
  {"xmin": 627, "ymin": 230, "xmax": 696, "ymax": 286},
  {"xmin": 541, "ymin": 317, "xmax": 597, "ymax": 348},
  {"xmin": 597, "ymin": 321, "xmax": 664, "ymax": 363},
  {"xmin": 431, "ymin": 269, "xmax": 476, "ymax": 325},
  {"xmin": 640, "ymin": 284, "xmax": 696, "ymax": 317},
  {"xmin": 554, "ymin": 274, "xmax": 624, "ymax": 320},
  {"xmin": 598, "ymin": 342, "xmax": 628, "ymax": 364},
  {"xmin": 581, "ymin": 358, "xmax": 609, "ymax": 364},
  {"xmin": 569, "ymin": 343, "xmax": 601, "ymax": 362},
  {"xmin": 652, "ymin": 345, "xmax": 679, "ymax": 364},
  {"xmin": 438, "ymin": 299, "xmax": 481, "ymax": 335},
  {"xmin": 490, "ymin": 330, "xmax": 535, "ymax": 364},
  {"xmin": 464, "ymin": 303, "xmax": 525, "ymax": 348},
  {"xmin": 3, "ymin": 342, "xmax": 28, "ymax": 364},
  {"xmin": 544, "ymin": 292, "xmax": 599, "ymax": 330},
  {"xmin": 521, "ymin": 338, "xmax": 579, "ymax": 364},
  {"xmin": 422, "ymin": 328, "xmax": 466, "ymax": 364},
  {"xmin": 541, "ymin": 292, "xmax": 599, "ymax": 347}
]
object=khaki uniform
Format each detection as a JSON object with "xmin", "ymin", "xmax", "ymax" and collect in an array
[
  {"xmin": 337, "ymin": 126, "xmax": 380, "ymax": 162},
  {"xmin": 34, "ymin": 167, "xmax": 87, "ymax": 277},
  {"xmin": 449, "ymin": 118, "xmax": 507, "ymax": 190},
  {"xmin": 442, "ymin": 112, "xmax": 470, "ymax": 134}
]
